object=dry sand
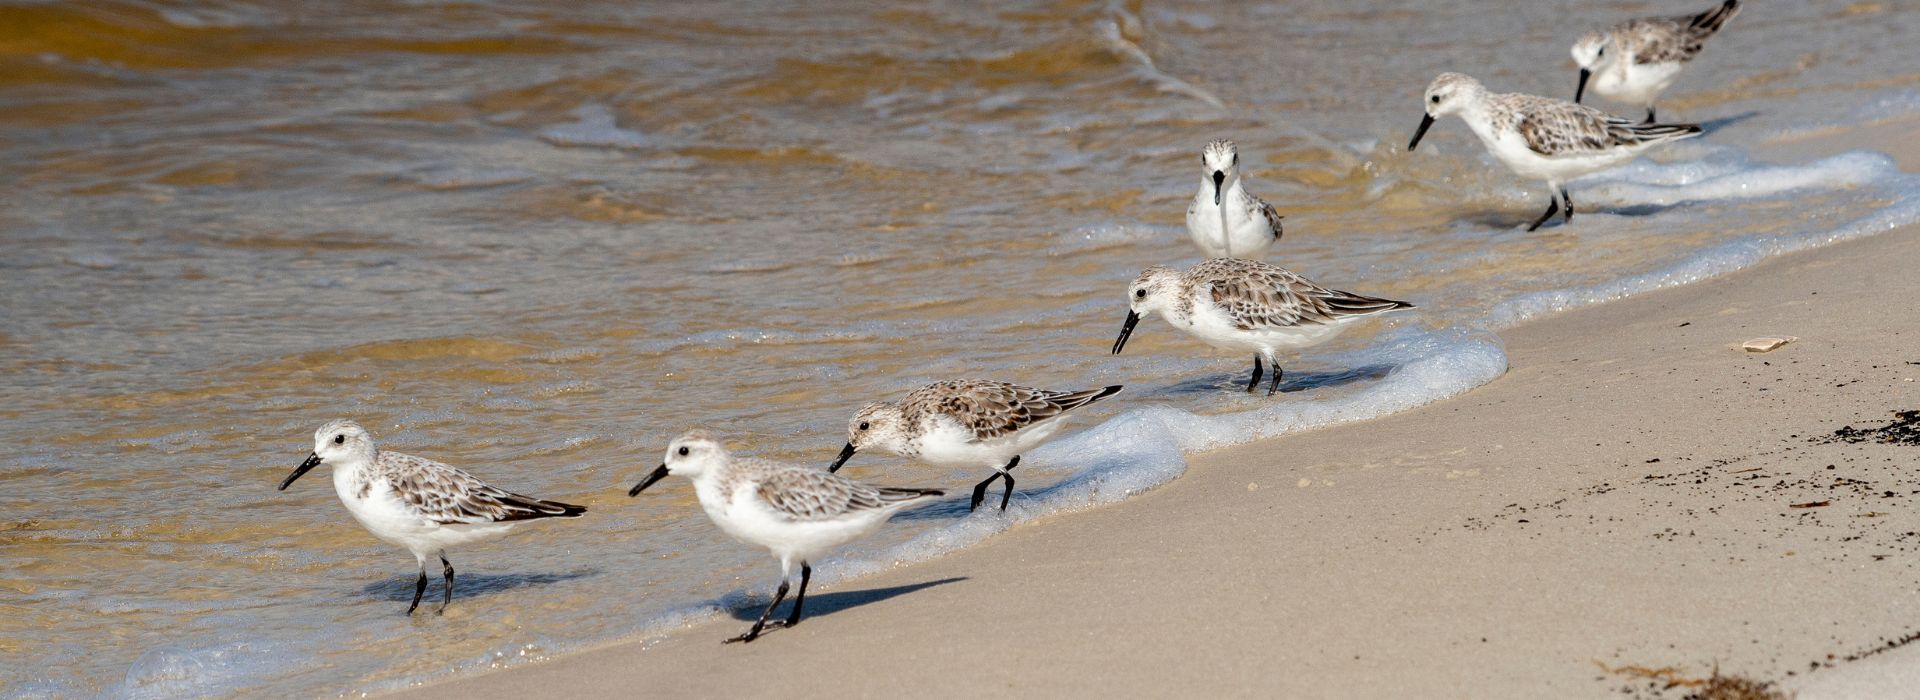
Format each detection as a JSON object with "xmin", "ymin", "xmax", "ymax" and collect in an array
[{"xmin": 400, "ymin": 125, "xmax": 1920, "ymax": 699}]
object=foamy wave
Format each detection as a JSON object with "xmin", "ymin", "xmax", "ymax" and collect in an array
[
  {"xmin": 1582, "ymin": 149, "xmax": 1896, "ymax": 206},
  {"xmin": 1097, "ymin": 2, "xmax": 1224, "ymax": 109},
  {"xmin": 538, "ymin": 105, "xmax": 650, "ymax": 150}
]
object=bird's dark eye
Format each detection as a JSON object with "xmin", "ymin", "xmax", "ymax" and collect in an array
[
  {"xmin": 1430, "ymin": 95, "xmax": 1441, "ymax": 104},
  {"xmin": 1134, "ymin": 288, "xmax": 1146, "ymax": 299},
  {"xmin": 677, "ymin": 446, "xmax": 689, "ymax": 456},
  {"xmin": 858, "ymin": 421, "xmax": 870, "ymax": 431},
  {"xmin": 334, "ymin": 434, "xmax": 344, "ymax": 445},
  {"xmin": 1597, "ymin": 48, "xmax": 1605, "ymax": 57}
]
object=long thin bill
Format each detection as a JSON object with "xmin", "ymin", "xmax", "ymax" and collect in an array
[
  {"xmin": 827, "ymin": 442, "xmax": 857, "ymax": 473},
  {"xmin": 1407, "ymin": 114, "xmax": 1436, "ymax": 151},
  {"xmin": 1111, "ymin": 310, "xmax": 1140, "ymax": 355},
  {"xmin": 629, "ymin": 464, "xmax": 670, "ymax": 497},
  {"xmin": 1574, "ymin": 68, "xmax": 1591, "ymax": 103},
  {"xmin": 278, "ymin": 453, "xmax": 322, "ymax": 491}
]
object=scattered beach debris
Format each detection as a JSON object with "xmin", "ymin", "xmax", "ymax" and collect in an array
[
  {"xmin": 1595, "ymin": 662, "xmax": 1786, "ymax": 700},
  {"xmin": 1789, "ymin": 500, "xmax": 1830, "ymax": 509},
  {"xmin": 1811, "ymin": 409, "xmax": 1920, "ymax": 446},
  {"xmin": 1682, "ymin": 672, "xmax": 1787, "ymax": 700},
  {"xmin": 1741, "ymin": 336, "xmax": 1797, "ymax": 352},
  {"xmin": 1596, "ymin": 661, "xmax": 1706, "ymax": 690}
]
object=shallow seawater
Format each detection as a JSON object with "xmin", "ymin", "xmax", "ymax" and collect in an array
[{"xmin": 3, "ymin": 0, "xmax": 1918, "ymax": 696}]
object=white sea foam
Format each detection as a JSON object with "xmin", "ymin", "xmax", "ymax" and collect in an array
[{"xmin": 537, "ymin": 105, "xmax": 650, "ymax": 150}]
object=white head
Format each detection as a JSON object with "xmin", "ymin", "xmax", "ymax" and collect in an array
[
  {"xmin": 1200, "ymin": 139, "xmax": 1241, "ymax": 205},
  {"xmin": 1569, "ymin": 32, "xmax": 1611, "ymax": 103},
  {"xmin": 1112, "ymin": 265, "xmax": 1180, "ymax": 355},
  {"xmin": 1408, "ymin": 72, "xmax": 1486, "ymax": 150},
  {"xmin": 279, "ymin": 419, "xmax": 375, "ymax": 491},
  {"xmin": 832, "ymin": 402, "xmax": 911, "ymax": 470},
  {"xmin": 631, "ymin": 430, "xmax": 728, "ymax": 495}
]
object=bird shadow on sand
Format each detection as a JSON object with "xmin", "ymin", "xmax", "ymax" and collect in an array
[
  {"xmin": 1698, "ymin": 110, "xmax": 1762, "ymax": 135},
  {"xmin": 360, "ymin": 568, "xmax": 600, "ymax": 602},
  {"xmin": 1146, "ymin": 362, "xmax": 1398, "ymax": 398},
  {"xmin": 885, "ymin": 467, "xmax": 1123, "ymax": 522},
  {"xmin": 1463, "ymin": 198, "xmax": 1701, "ymax": 230},
  {"xmin": 724, "ymin": 576, "xmax": 966, "ymax": 624}
]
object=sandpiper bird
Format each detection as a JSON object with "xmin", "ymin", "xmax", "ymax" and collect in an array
[
  {"xmin": 1186, "ymin": 139, "xmax": 1283, "ymax": 260},
  {"xmin": 277, "ymin": 420, "xmax": 586, "ymax": 615},
  {"xmin": 1407, "ymin": 72, "xmax": 1702, "ymax": 231},
  {"xmin": 1113, "ymin": 258, "xmax": 1413, "ymax": 395},
  {"xmin": 1572, "ymin": 0, "xmax": 1742, "ymax": 123},
  {"xmin": 630, "ymin": 431, "xmax": 943, "ymax": 643},
  {"xmin": 829, "ymin": 380, "xmax": 1123, "ymax": 512}
]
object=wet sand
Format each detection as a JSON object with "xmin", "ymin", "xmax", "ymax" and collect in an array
[{"xmin": 394, "ymin": 129, "xmax": 1920, "ymax": 699}]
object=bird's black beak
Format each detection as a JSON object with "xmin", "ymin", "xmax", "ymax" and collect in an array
[
  {"xmin": 1211, "ymin": 170, "xmax": 1225, "ymax": 206},
  {"xmin": 1574, "ymin": 68, "xmax": 1591, "ymax": 103},
  {"xmin": 629, "ymin": 464, "xmax": 670, "ymax": 497},
  {"xmin": 1408, "ymin": 113, "xmax": 1435, "ymax": 151},
  {"xmin": 828, "ymin": 442, "xmax": 857, "ymax": 473},
  {"xmin": 1112, "ymin": 310, "xmax": 1140, "ymax": 355},
  {"xmin": 279, "ymin": 453, "xmax": 321, "ymax": 491}
]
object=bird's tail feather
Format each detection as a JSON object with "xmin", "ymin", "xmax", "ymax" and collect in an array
[
  {"xmin": 1325, "ymin": 292, "xmax": 1415, "ymax": 317},
  {"xmin": 876, "ymin": 487, "xmax": 945, "ymax": 505},
  {"xmin": 1691, "ymin": 0, "xmax": 1741, "ymax": 34},
  {"xmin": 1632, "ymin": 122, "xmax": 1705, "ymax": 143},
  {"xmin": 1048, "ymin": 385, "xmax": 1125, "ymax": 412},
  {"xmin": 496, "ymin": 494, "xmax": 588, "ymax": 521}
]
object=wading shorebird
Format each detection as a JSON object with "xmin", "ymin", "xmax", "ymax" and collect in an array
[
  {"xmin": 1572, "ymin": 0, "xmax": 1743, "ymax": 123},
  {"xmin": 1408, "ymin": 72, "xmax": 1702, "ymax": 231},
  {"xmin": 1114, "ymin": 258, "xmax": 1413, "ymax": 395},
  {"xmin": 630, "ymin": 431, "xmax": 943, "ymax": 643},
  {"xmin": 829, "ymin": 380, "xmax": 1123, "ymax": 512},
  {"xmin": 277, "ymin": 420, "xmax": 586, "ymax": 615},
  {"xmin": 1186, "ymin": 139, "xmax": 1283, "ymax": 260}
]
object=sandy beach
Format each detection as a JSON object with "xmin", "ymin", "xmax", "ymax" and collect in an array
[{"xmin": 393, "ymin": 124, "xmax": 1920, "ymax": 698}]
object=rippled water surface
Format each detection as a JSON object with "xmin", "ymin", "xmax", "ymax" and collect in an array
[{"xmin": 4, "ymin": 0, "xmax": 1920, "ymax": 696}]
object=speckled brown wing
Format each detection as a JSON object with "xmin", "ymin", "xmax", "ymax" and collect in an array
[
  {"xmin": 754, "ymin": 466, "xmax": 939, "ymax": 522},
  {"xmin": 1199, "ymin": 259, "xmax": 1412, "ymax": 331},
  {"xmin": 379, "ymin": 452, "xmax": 586, "ymax": 525},
  {"xmin": 1253, "ymin": 195, "xmax": 1284, "ymax": 241},
  {"xmin": 1620, "ymin": 18, "xmax": 1700, "ymax": 65},
  {"xmin": 1629, "ymin": 0, "xmax": 1740, "ymax": 64},
  {"xmin": 1509, "ymin": 96, "xmax": 1701, "ymax": 157},
  {"xmin": 912, "ymin": 380, "xmax": 1122, "ymax": 441}
]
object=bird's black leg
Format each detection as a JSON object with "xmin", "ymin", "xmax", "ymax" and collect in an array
[
  {"xmin": 1561, "ymin": 187, "xmax": 1574, "ymax": 225},
  {"xmin": 1246, "ymin": 355, "xmax": 1263, "ymax": 393},
  {"xmin": 1645, "ymin": 107, "xmax": 1657, "ymax": 124},
  {"xmin": 998, "ymin": 456, "xmax": 1021, "ymax": 511},
  {"xmin": 1526, "ymin": 195, "xmax": 1561, "ymax": 232},
  {"xmin": 406, "ymin": 565, "xmax": 428, "ymax": 616},
  {"xmin": 437, "ymin": 553, "xmax": 454, "ymax": 615},
  {"xmin": 1266, "ymin": 364, "xmax": 1285, "ymax": 396},
  {"xmin": 726, "ymin": 578, "xmax": 791, "ymax": 644},
  {"xmin": 970, "ymin": 455, "xmax": 1018, "ymax": 512},
  {"xmin": 783, "ymin": 562, "xmax": 812, "ymax": 627},
  {"xmin": 969, "ymin": 473, "xmax": 999, "ymax": 512}
]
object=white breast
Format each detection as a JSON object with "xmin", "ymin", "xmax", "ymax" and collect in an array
[{"xmin": 1186, "ymin": 185, "xmax": 1274, "ymax": 260}]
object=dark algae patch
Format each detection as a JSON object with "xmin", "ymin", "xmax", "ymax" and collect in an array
[
  {"xmin": 1599, "ymin": 663, "xmax": 1788, "ymax": 700},
  {"xmin": 1812, "ymin": 409, "xmax": 1920, "ymax": 446},
  {"xmin": 1682, "ymin": 673, "xmax": 1788, "ymax": 700}
]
